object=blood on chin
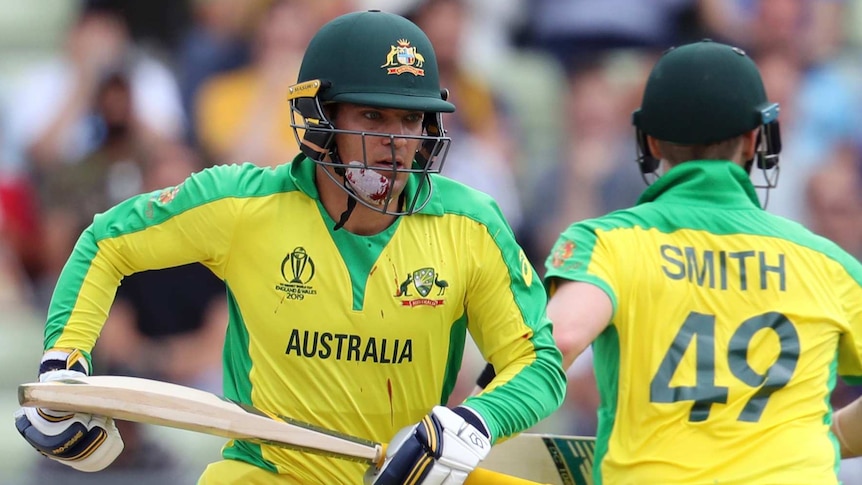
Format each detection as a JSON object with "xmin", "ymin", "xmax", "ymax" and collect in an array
[{"xmin": 345, "ymin": 161, "xmax": 392, "ymax": 205}]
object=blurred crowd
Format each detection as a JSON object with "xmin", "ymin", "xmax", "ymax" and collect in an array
[{"xmin": 2, "ymin": 0, "xmax": 862, "ymax": 482}]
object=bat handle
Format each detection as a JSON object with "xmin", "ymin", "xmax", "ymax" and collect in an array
[
  {"xmin": 377, "ymin": 443, "xmax": 547, "ymax": 484},
  {"xmin": 466, "ymin": 467, "xmax": 551, "ymax": 485},
  {"xmin": 374, "ymin": 443, "xmax": 388, "ymax": 469}
]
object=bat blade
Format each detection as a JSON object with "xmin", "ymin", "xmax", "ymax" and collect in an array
[
  {"xmin": 482, "ymin": 433, "xmax": 596, "ymax": 485},
  {"xmin": 18, "ymin": 375, "xmax": 551, "ymax": 485},
  {"xmin": 18, "ymin": 375, "xmax": 379, "ymax": 463}
]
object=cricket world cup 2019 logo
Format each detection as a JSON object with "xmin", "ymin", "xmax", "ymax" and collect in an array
[
  {"xmin": 394, "ymin": 266, "xmax": 447, "ymax": 307},
  {"xmin": 275, "ymin": 247, "xmax": 317, "ymax": 300},
  {"xmin": 381, "ymin": 39, "xmax": 425, "ymax": 76}
]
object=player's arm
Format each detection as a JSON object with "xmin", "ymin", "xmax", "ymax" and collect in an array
[
  {"xmin": 833, "ymin": 395, "xmax": 862, "ymax": 458},
  {"xmin": 473, "ymin": 279, "xmax": 611, "ymax": 392},
  {"xmin": 546, "ymin": 279, "xmax": 613, "ymax": 370},
  {"xmin": 16, "ymin": 165, "xmax": 246, "ymax": 470},
  {"xmin": 474, "ymin": 222, "xmax": 617, "ymax": 391},
  {"xmin": 544, "ymin": 223, "xmax": 618, "ymax": 368},
  {"xmin": 457, "ymin": 199, "xmax": 567, "ymax": 442},
  {"xmin": 43, "ymin": 164, "xmax": 244, "ymax": 352}
]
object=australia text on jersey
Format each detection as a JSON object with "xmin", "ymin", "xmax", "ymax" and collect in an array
[
  {"xmin": 285, "ymin": 329, "xmax": 413, "ymax": 363},
  {"xmin": 660, "ymin": 244, "xmax": 786, "ymax": 291}
]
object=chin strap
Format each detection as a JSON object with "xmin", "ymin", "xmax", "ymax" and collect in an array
[
  {"xmin": 325, "ymin": 146, "xmax": 355, "ymax": 232},
  {"xmin": 334, "ymin": 194, "xmax": 357, "ymax": 231}
]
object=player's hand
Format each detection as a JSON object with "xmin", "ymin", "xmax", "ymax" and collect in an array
[
  {"xmin": 14, "ymin": 350, "xmax": 124, "ymax": 472},
  {"xmin": 364, "ymin": 405, "xmax": 491, "ymax": 485}
]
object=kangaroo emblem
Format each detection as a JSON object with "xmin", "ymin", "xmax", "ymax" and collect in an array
[{"xmin": 395, "ymin": 274, "xmax": 412, "ymax": 297}]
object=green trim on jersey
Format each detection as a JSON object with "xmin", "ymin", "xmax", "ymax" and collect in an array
[
  {"xmin": 223, "ymin": 441, "xmax": 277, "ymax": 474},
  {"xmin": 324, "ymin": 208, "xmax": 402, "ymax": 311},
  {"xmin": 223, "ymin": 284, "xmax": 255, "ymax": 408},
  {"xmin": 222, "ymin": 285, "xmax": 278, "ymax": 472},
  {"xmin": 591, "ymin": 325, "xmax": 620, "ymax": 485},
  {"xmin": 44, "ymin": 229, "xmax": 100, "ymax": 352},
  {"xmin": 290, "ymin": 156, "xmax": 439, "ymax": 311},
  {"xmin": 826, "ymin": 355, "xmax": 841, "ymax": 472},
  {"xmin": 441, "ymin": 314, "xmax": 468, "ymax": 404}
]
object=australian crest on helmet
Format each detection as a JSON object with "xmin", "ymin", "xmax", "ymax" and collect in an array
[{"xmin": 381, "ymin": 39, "xmax": 426, "ymax": 76}]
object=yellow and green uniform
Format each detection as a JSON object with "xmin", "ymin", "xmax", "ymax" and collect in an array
[
  {"xmin": 546, "ymin": 161, "xmax": 862, "ymax": 485},
  {"xmin": 44, "ymin": 155, "xmax": 565, "ymax": 483}
]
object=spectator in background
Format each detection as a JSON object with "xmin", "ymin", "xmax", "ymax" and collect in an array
[
  {"xmin": 195, "ymin": 0, "xmax": 352, "ymax": 167},
  {"xmin": 32, "ymin": 58, "xmax": 226, "ymax": 397},
  {"xmin": 698, "ymin": 0, "xmax": 847, "ymax": 64},
  {"xmin": 521, "ymin": 52, "xmax": 650, "ymax": 271},
  {"xmin": 106, "ymin": 0, "xmax": 192, "ymax": 56},
  {"xmin": 176, "ymin": 0, "xmax": 268, "ymax": 143},
  {"xmin": 518, "ymin": 0, "xmax": 694, "ymax": 67},
  {"xmin": 0, "ymin": 105, "xmax": 41, "ymax": 296},
  {"xmin": 408, "ymin": 0, "xmax": 524, "ymax": 232},
  {"xmin": 0, "ymin": 178, "xmax": 38, "ymax": 306},
  {"xmin": 4, "ymin": 1, "xmax": 184, "ymax": 175},
  {"xmin": 806, "ymin": 144, "xmax": 862, "ymax": 260},
  {"xmin": 0, "ymin": 116, "xmax": 38, "ymax": 306},
  {"xmin": 745, "ymin": 0, "xmax": 862, "ymax": 224},
  {"xmin": 34, "ymin": 68, "xmax": 167, "ymax": 306}
]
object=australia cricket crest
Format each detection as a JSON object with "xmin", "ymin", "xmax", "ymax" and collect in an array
[
  {"xmin": 394, "ymin": 266, "xmax": 447, "ymax": 307},
  {"xmin": 381, "ymin": 39, "xmax": 425, "ymax": 76},
  {"xmin": 413, "ymin": 267, "xmax": 435, "ymax": 297}
]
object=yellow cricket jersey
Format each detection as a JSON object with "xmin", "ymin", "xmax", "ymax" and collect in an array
[
  {"xmin": 545, "ymin": 161, "xmax": 862, "ymax": 485},
  {"xmin": 44, "ymin": 155, "xmax": 565, "ymax": 483}
]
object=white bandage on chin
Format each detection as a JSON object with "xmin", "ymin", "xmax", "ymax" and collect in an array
[{"xmin": 345, "ymin": 161, "xmax": 391, "ymax": 205}]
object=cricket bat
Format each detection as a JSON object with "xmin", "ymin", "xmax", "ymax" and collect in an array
[
  {"xmin": 483, "ymin": 433, "xmax": 595, "ymax": 485},
  {"xmin": 18, "ymin": 375, "xmax": 553, "ymax": 485}
]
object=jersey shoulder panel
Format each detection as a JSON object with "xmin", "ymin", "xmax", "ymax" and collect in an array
[
  {"xmin": 91, "ymin": 162, "xmax": 297, "ymax": 241},
  {"xmin": 764, "ymin": 213, "xmax": 862, "ymax": 284},
  {"xmin": 188, "ymin": 162, "xmax": 298, "ymax": 200}
]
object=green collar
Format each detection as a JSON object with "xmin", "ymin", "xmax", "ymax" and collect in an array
[
  {"xmin": 287, "ymin": 154, "xmax": 445, "ymax": 216},
  {"xmin": 636, "ymin": 160, "xmax": 762, "ymax": 209}
]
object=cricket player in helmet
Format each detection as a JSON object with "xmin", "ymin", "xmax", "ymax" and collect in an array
[
  {"xmin": 530, "ymin": 39, "xmax": 861, "ymax": 484},
  {"xmin": 287, "ymin": 10, "xmax": 455, "ymax": 228},
  {"xmin": 633, "ymin": 40, "xmax": 782, "ymax": 188}
]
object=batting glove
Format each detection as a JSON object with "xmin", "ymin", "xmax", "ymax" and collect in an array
[
  {"xmin": 365, "ymin": 405, "xmax": 491, "ymax": 485},
  {"xmin": 14, "ymin": 350, "xmax": 124, "ymax": 472}
]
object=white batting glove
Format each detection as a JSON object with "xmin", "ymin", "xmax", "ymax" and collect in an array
[
  {"xmin": 365, "ymin": 405, "xmax": 491, "ymax": 485},
  {"xmin": 14, "ymin": 350, "xmax": 124, "ymax": 472}
]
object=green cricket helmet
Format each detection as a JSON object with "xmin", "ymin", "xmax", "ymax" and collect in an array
[
  {"xmin": 632, "ymin": 39, "xmax": 781, "ymax": 181},
  {"xmin": 287, "ymin": 10, "xmax": 455, "ymax": 217}
]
